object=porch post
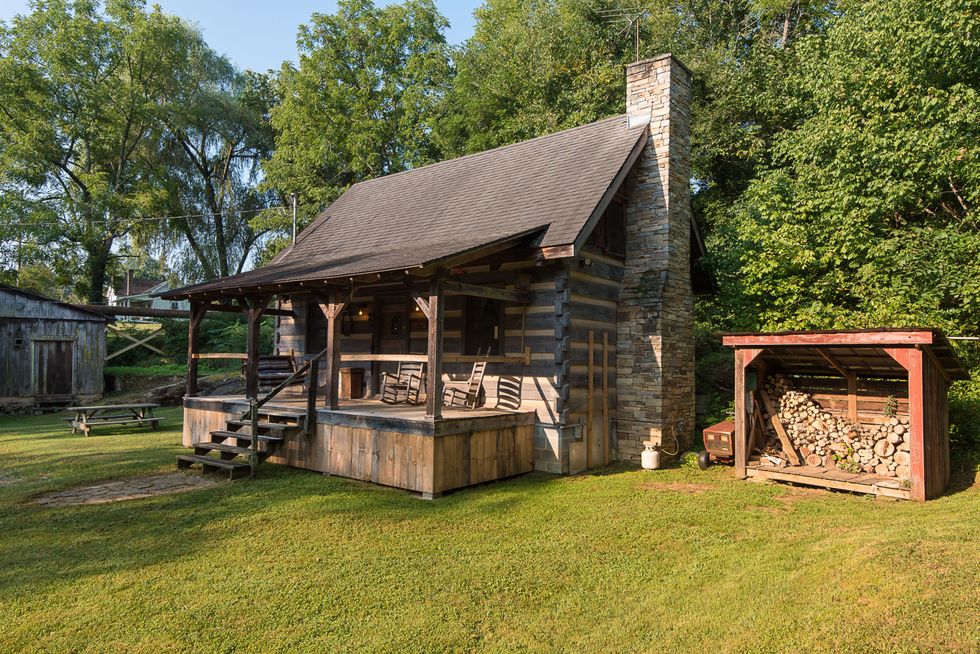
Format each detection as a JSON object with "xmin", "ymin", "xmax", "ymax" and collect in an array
[
  {"xmin": 426, "ymin": 276, "xmax": 445, "ymax": 419},
  {"xmin": 186, "ymin": 301, "xmax": 207, "ymax": 396},
  {"xmin": 326, "ymin": 292, "xmax": 342, "ymax": 410},
  {"xmin": 243, "ymin": 296, "xmax": 267, "ymax": 399}
]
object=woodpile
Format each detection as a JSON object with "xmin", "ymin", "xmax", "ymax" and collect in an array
[{"xmin": 758, "ymin": 374, "xmax": 910, "ymax": 480}]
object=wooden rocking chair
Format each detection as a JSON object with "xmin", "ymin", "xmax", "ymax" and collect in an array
[
  {"xmin": 443, "ymin": 360, "xmax": 488, "ymax": 409},
  {"xmin": 380, "ymin": 361, "xmax": 425, "ymax": 405}
]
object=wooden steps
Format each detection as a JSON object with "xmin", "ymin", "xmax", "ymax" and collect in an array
[
  {"xmin": 177, "ymin": 454, "xmax": 250, "ymax": 479},
  {"xmin": 176, "ymin": 407, "xmax": 307, "ymax": 479}
]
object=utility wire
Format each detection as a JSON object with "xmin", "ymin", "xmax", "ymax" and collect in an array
[{"xmin": 0, "ymin": 205, "xmax": 290, "ymax": 229}]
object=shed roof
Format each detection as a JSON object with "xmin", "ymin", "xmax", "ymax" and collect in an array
[
  {"xmin": 163, "ymin": 115, "xmax": 647, "ymax": 299},
  {"xmin": 721, "ymin": 329, "xmax": 969, "ymax": 381},
  {"xmin": 0, "ymin": 284, "xmax": 109, "ymax": 322}
]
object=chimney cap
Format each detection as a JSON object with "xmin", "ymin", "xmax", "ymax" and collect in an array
[{"xmin": 626, "ymin": 53, "xmax": 692, "ymax": 78}]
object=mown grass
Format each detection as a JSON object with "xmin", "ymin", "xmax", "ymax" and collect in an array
[{"xmin": 0, "ymin": 411, "xmax": 977, "ymax": 653}]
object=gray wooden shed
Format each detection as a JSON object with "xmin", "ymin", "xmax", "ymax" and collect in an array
[{"xmin": 0, "ymin": 284, "xmax": 108, "ymax": 411}]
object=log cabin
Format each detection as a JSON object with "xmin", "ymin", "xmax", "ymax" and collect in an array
[{"xmin": 162, "ymin": 54, "xmax": 700, "ymax": 496}]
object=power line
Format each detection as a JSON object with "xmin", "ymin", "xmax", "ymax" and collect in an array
[{"xmin": 0, "ymin": 205, "xmax": 291, "ymax": 229}]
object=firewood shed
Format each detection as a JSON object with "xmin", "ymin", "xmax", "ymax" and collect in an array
[{"xmin": 722, "ymin": 329, "xmax": 969, "ymax": 501}]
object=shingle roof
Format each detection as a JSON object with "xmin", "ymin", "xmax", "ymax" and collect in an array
[{"xmin": 164, "ymin": 114, "xmax": 647, "ymax": 298}]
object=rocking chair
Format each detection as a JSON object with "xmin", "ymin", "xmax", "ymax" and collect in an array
[
  {"xmin": 443, "ymin": 360, "xmax": 488, "ymax": 409},
  {"xmin": 380, "ymin": 361, "xmax": 425, "ymax": 405}
]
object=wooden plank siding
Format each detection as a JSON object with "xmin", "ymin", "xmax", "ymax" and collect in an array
[
  {"xmin": 182, "ymin": 397, "xmax": 534, "ymax": 497},
  {"xmin": 1, "ymin": 288, "xmax": 106, "ymax": 404}
]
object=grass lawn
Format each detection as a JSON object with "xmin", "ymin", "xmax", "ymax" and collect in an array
[{"xmin": 0, "ymin": 411, "xmax": 977, "ymax": 653}]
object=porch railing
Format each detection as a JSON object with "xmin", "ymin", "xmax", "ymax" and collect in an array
[{"xmin": 244, "ymin": 344, "xmax": 331, "ymax": 478}]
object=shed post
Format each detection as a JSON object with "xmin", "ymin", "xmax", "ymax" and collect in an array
[
  {"xmin": 733, "ymin": 347, "xmax": 763, "ymax": 478},
  {"xmin": 186, "ymin": 301, "xmax": 207, "ymax": 396},
  {"xmin": 426, "ymin": 276, "xmax": 445, "ymax": 419}
]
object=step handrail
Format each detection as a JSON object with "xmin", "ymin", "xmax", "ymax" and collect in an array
[{"xmin": 244, "ymin": 345, "xmax": 330, "ymax": 476}]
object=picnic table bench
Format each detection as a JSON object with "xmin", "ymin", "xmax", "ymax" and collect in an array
[{"xmin": 64, "ymin": 403, "xmax": 162, "ymax": 436}]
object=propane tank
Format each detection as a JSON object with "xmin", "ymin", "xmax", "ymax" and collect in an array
[{"xmin": 641, "ymin": 443, "xmax": 661, "ymax": 470}]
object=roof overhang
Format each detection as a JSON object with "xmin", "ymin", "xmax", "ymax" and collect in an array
[{"xmin": 721, "ymin": 329, "xmax": 969, "ymax": 381}]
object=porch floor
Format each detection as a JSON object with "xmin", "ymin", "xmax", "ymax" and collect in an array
[{"xmin": 189, "ymin": 395, "xmax": 523, "ymax": 422}]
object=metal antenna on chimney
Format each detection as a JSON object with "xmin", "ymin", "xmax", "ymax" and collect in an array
[{"xmin": 598, "ymin": 7, "xmax": 650, "ymax": 62}]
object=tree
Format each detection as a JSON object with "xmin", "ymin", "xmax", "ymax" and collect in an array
[
  {"xmin": 0, "ymin": 0, "xmax": 191, "ymax": 302},
  {"xmin": 261, "ymin": 0, "xmax": 453, "ymax": 236},
  {"xmin": 153, "ymin": 35, "xmax": 277, "ymax": 281},
  {"xmin": 705, "ymin": 0, "xmax": 980, "ymax": 333}
]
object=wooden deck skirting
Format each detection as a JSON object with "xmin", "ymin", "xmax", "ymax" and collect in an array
[{"xmin": 183, "ymin": 396, "xmax": 536, "ymax": 498}]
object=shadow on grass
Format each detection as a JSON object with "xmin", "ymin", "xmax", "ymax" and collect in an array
[{"xmin": 0, "ymin": 463, "xmax": 552, "ymax": 597}]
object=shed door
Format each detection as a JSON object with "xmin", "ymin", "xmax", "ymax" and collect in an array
[{"xmin": 34, "ymin": 340, "xmax": 73, "ymax": 396}]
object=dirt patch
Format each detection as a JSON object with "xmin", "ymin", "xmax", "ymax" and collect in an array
[
  {"xmin": 34, "ymin": 472, "xmax": 219, "ymax": 507},
  {"xmin": 750, "ymin": 485, "xmax": 826, "ymax": 514},
  {"xmin": 638, "ymin": 481, "xmax": 714, "ymax": 495},
  {"xmin": 0, "ymin": 472, "xmax": 17, "ymax": 487}
]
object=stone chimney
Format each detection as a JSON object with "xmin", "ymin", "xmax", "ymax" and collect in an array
[{"xmin": 616, "ymin": 54, "xmax": 696, "ymax": 462}]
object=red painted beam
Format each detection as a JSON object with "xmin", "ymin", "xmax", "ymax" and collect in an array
[{"xmin": 722, "ymin": 331, "xmax": 934, "ymax": 347}]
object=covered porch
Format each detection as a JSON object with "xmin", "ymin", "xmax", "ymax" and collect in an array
[{"xmin": 167, "ymin": 235, "xmax": 548, "ymax": 495}]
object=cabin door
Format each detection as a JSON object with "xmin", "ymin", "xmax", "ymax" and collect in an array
[{"xmin": 34, "ymin": 340, "xmax": 73, "ymax": 396}]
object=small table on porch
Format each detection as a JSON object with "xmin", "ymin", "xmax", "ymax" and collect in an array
[{"xmin": 64, "ymin": 403, "xmax": 162, "ymax": 436}]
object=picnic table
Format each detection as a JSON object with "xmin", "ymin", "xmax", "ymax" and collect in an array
[{"xmin": 64, "ymin": 403, "xmax": 162, "ymax": 436}]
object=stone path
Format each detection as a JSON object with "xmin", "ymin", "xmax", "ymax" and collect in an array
[{"xmin": 34, "ymin": 472, "xmax": 219, "ymax": 507}]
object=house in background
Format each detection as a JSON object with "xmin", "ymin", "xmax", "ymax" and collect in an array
[
  {"xmin": 107, "ymin": 270, "xmax": 188, "ymax": 313},
  {"xmin": 0, "ymin": 284, "xmax": 108, "ymax": 411},
  {"xmin": 164, "ymin": 54, "xmax": 700, "ymax": 493}
]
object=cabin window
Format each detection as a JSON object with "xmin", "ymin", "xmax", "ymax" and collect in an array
[
  {"xmin": 463, "ymin": 296, "xmax": 502, "ymax": 356},
  {"xmin": 306, "ymin": 304, "xmax": 327, "ymax": 354},
  {"xmin": 586, "ymin": 199, "xmax": 626, "ymax": 257}
]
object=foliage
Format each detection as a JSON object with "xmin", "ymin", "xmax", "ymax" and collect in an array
[
  {"xmin": 259, "ymin": 0, "xmax": 453, "ymax": 252},
  {"xmin": 949, "ymin": 377, "xmax": 980, "ymax": 457},
  {"xmin": 0, "ymin": 412, "xmax": 977, "ymax": 652},
  {"xmin": 0, "ymin": 0, "xmax": 191, "ymax": 301},
  {"xmin": 703, "ymin": 0, "xmax": 980, "ymax": 333}
]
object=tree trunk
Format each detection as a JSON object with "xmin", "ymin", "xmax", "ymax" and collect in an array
[{"xmin": 83, "ymin": 235, "xmax": 113, "ymax": 304}]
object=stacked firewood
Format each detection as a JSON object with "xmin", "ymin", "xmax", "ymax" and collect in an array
[{"xmin": 760, "ymin": 375, "xmax": 910, "ymax": 480}]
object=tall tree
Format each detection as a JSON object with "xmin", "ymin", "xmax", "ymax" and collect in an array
[
  {"xmin": 261, "ymin": 0, "xmax": 453, "ymax": 234},
  {"xmin": 0, "ymin": 0, "xmax": 186, "ymax": 302},
  {"xmin": 154, "ymin": 33, "xmax": 277, "ymax": 281}
]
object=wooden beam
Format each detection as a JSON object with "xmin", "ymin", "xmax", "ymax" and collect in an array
[
  {"xmin": 734, "ymin": 349, "xmax": 747, "ymax": 478},
  {"xmin": 602, "ymin": 331, "xmax": 609, "ymax": 467},
  {"xmin": 587, "ymin": 331, "xmax": 594, "ymax": 470},
  {"xmin": 244, "ymin": 297, "xmax": 267, "ymax": 399},
  {"xmin": 723, "ymin": 331, "xmax": 934, "ymax": 347},
  {"xmin": 759, "ymin": 389, "xmax": 801, "ymax": 466},
  {"xmin": 426, "ymin": 276, "xmax": 445, "ymax": 419},
  {"xmin": 443, "ymin": 280, "xmax": 530, "ymax": 304},
  {"xmin": 186, "ymin": 302, "xmax": 207, "ymax": 396},
  {"xmin": 319, "ymin": 291, "xmax": 343, "ymax": 410},
  {"xmin": 370, "ymin": 298, "xmax": 383, "ymax": 396},
  {"xmin": 407, "ymin": 286, "xmax": 431, "ymax": 319},
  {"xmin": 191, "ymin": 353, "xmax": 247, "ymax": 360},
  {"xmin": 106, "ymin": 325, "xmax": 165, "ymax": 359}
]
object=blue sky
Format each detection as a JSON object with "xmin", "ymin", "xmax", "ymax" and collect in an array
[{"xmin": 0, "ymin": 0, "xmax": 482, "ymax": 71}]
